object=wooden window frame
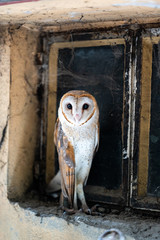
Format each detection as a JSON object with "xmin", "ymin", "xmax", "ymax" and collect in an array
[
  {"xmin": 45, "ymin": 34, "xmax": 131, "ymax": 207},
  {"xmin": 131, "ymin": 36, "xmax": 160, "ymax": 212}
]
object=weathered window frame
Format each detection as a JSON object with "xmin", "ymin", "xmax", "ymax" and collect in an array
[
  {"xmin": 43, "ymin": 31, "xmax": 132, "ymax": 207},
  {"xmin": 131, "ymin": 34, "xmax": 160, "ymax": 212}
]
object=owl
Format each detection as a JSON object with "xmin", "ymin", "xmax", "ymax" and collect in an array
[{"xmin": 47, "ymin": 90, "xmax": 99, "ymax": 213}]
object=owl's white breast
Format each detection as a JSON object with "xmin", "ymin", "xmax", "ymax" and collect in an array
[
  {"xmin": 73, "ymin": 130, "xmax": 96, "ymax": 183},
  {"xmin": 59, "ymin": 110, "xmax": 98, "ymax": 183}
]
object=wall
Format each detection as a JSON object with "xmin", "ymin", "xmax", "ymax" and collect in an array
[
  {"xmin": 0, "ymin": 27, "xmax": 10, "ymax": 202},
  {"xmin": 0, "ymin": 1, "xmax": 160, "ymax": 239},
  {"xmin": 8, "ymin": 26, "xmax": 40, "ymax": 199}
]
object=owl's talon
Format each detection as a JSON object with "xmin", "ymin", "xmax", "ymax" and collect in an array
[
  {"xmin": 86, "ymin": 209, "xmax": 92, "ymax": 215},
  {"xmin": 63, "ymin": 208, "xmax": 76, "ymax": 215},
  {"xmin": 82, "ymin": 204, "xmax": 100, "ymax": 215},
  {"xmin": 82, "ymin": 207, "xmax": 104, "ymax": 216},
  {"xmin": 82, "ymin": 207, "xmax": 92, "ymax": 215},
  {"xmin": 60, "ymin": 205, "xmax": 76, "ymax": 215},
  {"xmin": 91, "ymin": 204, "xmax": 100, "ymax": 211},
  {"xmin": 82, "ymin": 204, "xmax": 105, "ymax": 216}
]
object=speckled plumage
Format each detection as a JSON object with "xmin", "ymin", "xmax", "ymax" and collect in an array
[{"xmin": 50, "ymin": 90, "xmax": 99, "ymax": 212}]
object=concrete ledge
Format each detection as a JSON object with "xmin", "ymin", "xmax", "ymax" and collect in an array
[
  {"xmin": 0, "ymin": 0, "xmax": 160, "ymax": 27},
  {"xmin": 1, "ymin": 197, "xmax": 160, "ymax": 240}
]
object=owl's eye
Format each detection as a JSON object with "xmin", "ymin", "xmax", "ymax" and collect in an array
[
  {"xmin": 67, "ymin": 103, "xmax": 72, "ymax": 110},
  {"xmin": 83, "ymin": 103, "xmax": 89, "ymax": 110}
]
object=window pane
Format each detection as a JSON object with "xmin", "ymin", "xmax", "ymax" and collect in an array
[{"xmin": 148, "ymin": 43, "xmax": 160, "ymax": 195}]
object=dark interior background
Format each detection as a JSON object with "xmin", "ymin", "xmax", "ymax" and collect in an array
[
  {"xmin": 148, "ymin": 43, "xmax": 160, "ymax": 196},
  {"xmin": 56, "ymin": 44, "xmax": 124, "ymax": 190}
]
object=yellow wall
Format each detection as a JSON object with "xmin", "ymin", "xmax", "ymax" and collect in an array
[
  {"xmin": 0, "ymin": 1, "xmax": 160, "ymax": 239},
  {"xmin": 8, "ymin": 27, "xmax": 40, "ymax": 199}
]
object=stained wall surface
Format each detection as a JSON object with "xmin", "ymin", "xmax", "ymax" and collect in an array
[
  {"xmin": 0, "ymin": 1, "xmax": 160, "ymax": 240},
  {"xmin": 8, "ymin": 27, "xmax": 40, "ymax": 199}
]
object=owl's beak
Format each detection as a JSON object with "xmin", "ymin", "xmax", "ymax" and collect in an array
[{"xmin": 74, "ymin": 113, "xmax": 81, "ymax": 123}]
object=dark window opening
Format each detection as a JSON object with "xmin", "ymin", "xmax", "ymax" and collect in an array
[
  {"xmin": 148, "ymin": 43, "xmax": 160, "ymax": 197},
  {"xmin": 45, "ymin": 34, "xmax": 130, "ymax": 207},
  {"xmin": 57, "ymin": 45, "xmax": 124, "ymax": 191}
]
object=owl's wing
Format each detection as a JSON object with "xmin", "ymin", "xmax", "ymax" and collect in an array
[{"xmin": 54, "ymin": 119, "xmax": 75, "ymax": 208}]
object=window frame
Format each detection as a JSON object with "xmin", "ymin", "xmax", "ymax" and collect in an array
[
  {"xmin": 41, "ymin": 29, "xmax": 160, "ymax": 213},
  {"xmin": 44, "ymin": 31, "xmax": 131, "ymax": 207},
  {"xmin": 131, "ymin": 35, "xmax": 160, "ymax": 212}
]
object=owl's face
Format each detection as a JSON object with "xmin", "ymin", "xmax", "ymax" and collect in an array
[{"xmin": 59, "ymin": 90, "xmax": 98, "ymax": 126}]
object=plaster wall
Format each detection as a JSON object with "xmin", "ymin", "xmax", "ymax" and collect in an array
[
  {"xmin": 0, "ymin": 1, "xmax": 160, "ymax": 239},
  {"xmin": 8, "ymin": 27, "xmax": 40, "ymax": 199},
  {"xmin": 0, "ymin": 27, "xmax": 10, "ymax": 199}
]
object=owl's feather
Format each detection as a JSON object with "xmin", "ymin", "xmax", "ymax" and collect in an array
[
  {"xmin": 46, "ymin": 170, "xmax": 61, "ymax": 193},
  {"xmin": 54, "ymin": 118, "xmax": 75, "ymax": 208},
  {"xmin": 95, "ymin": 122, "xmax": 100, "ymax": 153}
]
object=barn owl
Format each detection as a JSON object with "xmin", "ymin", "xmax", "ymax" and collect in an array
[{"xmin": 47, "ymin": 90, "xmax": 99, "ymax": 213}]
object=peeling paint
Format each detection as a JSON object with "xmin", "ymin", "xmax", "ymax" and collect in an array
[{"xmin": 123, "ymin": 148, "xmax": 128, "ymax": 160}]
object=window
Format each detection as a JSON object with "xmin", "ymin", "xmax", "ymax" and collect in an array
[
  {"xmin": 41, "ymin": 28, "xmax": 160, "ymax": 212},
  {"xmin": 131, "ymin": 35, "xmax": 160, "ymax": 211},
  {"xmin": 46, "ymin": 35, "xmax": 130, "ymax": 206}
]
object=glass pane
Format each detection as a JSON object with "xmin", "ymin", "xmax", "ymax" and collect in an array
[{"xmin": 148, "ymin": 43, "xmax": 160, "ymax": 196}]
